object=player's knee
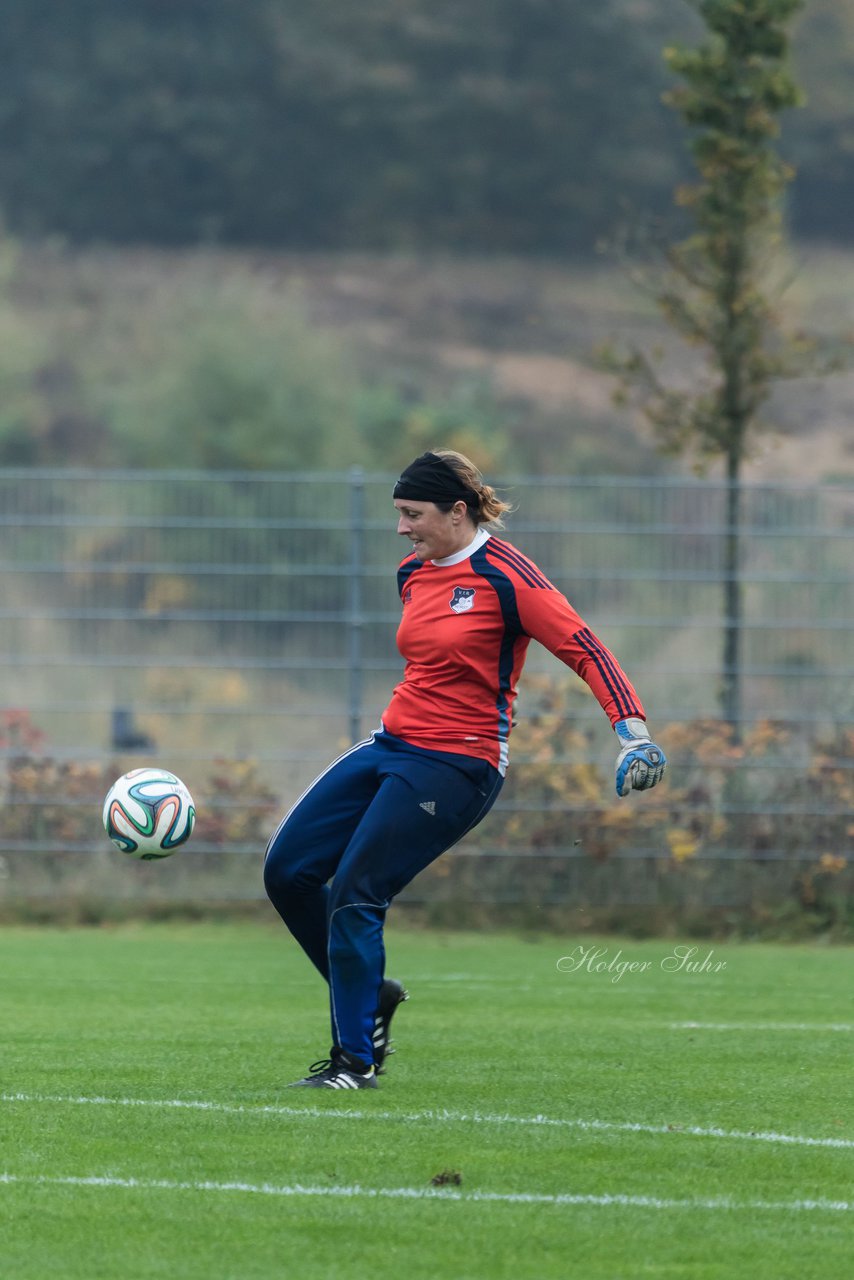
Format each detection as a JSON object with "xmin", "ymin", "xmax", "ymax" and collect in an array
[
  {"xmin": 263, "ymin": 842, "xmax": 314, "ymax": 902},
  {"xmin": 327, "ymin": 910, "xmax": 377, "ymax": 973},
  {"xmin": 327, "ymin": 896, "xmax": 386, "ymax": 952}
]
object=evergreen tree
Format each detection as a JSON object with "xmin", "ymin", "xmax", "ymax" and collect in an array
[{"xmin": 611, "ymin": 0, "xmax": 805, "ymax": 729}]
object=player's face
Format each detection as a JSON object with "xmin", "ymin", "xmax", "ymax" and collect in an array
[{"xmin": 394, "ymin": 499, "xmax": 472, "ymax": 561}]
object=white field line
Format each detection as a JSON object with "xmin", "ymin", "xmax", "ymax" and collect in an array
[
  {"xmin": 671, "ymin": 1021, "xmax": 854, "ymax": 1033},
  {"xmin": 0, "ymin": 1171, "xmax": 852, "ymax": 1213},
  {"xmin": 3, "ymin": 1091, "xmax": 853, "ymax": 1152}
]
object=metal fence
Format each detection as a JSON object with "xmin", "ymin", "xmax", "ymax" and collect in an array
[{"xmin": 2, "ymin": 467, "xmax": 853, "ymax": 910}]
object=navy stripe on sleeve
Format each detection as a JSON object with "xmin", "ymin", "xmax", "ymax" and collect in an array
[
  {"xmin": 575, "ymin": 626, "xmax": 639, "ymax": 720},
  {"xmin": 486, "ymin": 541, "xmax": 552, "ymax": 590}
]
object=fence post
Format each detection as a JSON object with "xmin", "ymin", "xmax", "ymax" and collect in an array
[{"xmin": 348, "ymin": 466, "xmax": 365, "ymax": 744}]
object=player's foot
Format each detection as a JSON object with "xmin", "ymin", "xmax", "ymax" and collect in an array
[
  {"xmin": 289, "ymin": 1048, "xmax": 378, "ymax": 1090},
  {"xmin": 373, "ymin": 978, "xmax": 409, "ymax": 1073}
]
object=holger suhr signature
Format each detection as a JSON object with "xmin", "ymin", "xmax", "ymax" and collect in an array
[{"xmin": 556, "ymin": 944, "xmax": 727, "ymax": 983}]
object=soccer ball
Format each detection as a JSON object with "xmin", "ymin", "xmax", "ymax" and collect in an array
[{"xmin": 103, "ymin": 768, "xmax": 196, "ymax": 859}]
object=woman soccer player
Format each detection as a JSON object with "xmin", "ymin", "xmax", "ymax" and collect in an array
[{"xmin": 264, "ymin": 449, "xmax": 666, "ymax": 1088}]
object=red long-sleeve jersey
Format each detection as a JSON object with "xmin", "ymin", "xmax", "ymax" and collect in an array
[{"xmin": 380, "ymin": 530, "xmax": 645, "ymax": 773}]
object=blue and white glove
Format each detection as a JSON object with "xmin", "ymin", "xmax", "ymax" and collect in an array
[{"xmin": 614, "ymin": 718, "xmax": 667, "ymax": 797}]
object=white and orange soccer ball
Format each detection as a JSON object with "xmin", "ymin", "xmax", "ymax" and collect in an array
[{"xmin": 102, "ymin": 768, "xmax": 195, "ymax": 859}]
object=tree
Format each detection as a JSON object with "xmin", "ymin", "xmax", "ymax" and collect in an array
[{"xmin": 609, "ymin": 0, "xmax": 805, "ymax": 732}]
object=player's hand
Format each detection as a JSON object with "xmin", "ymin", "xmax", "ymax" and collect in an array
[{"xmin": 614, "ymin": 718, "xmax": 667, "ymax": 797}]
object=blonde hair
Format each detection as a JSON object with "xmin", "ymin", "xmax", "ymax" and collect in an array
[{"xmin": 432, "ymin": 448, "xmax": 513, "ymax": 529}]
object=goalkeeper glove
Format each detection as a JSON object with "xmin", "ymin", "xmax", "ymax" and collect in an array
[{"xmin": 614, "ymin": 718, "xmax": 667, "ymax": 797}]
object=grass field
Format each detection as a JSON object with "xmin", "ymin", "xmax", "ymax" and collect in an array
[{"xmin": 2, "ymin": 922, "xmax": 852, "ymax": 1279}]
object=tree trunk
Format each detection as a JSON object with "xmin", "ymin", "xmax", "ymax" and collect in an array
[{"xmin": 722, "ymin": 446, "xmax": 742, "ymax": 739}]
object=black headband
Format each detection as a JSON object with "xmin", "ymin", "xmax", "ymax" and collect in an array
[{"xmin": 393, "ymin": 452, "xmax": 478, "ymax": 507}]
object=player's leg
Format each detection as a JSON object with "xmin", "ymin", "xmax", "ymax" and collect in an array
[
  {"xmin": 263, "ymin": 734, "xmax": 383, "ymax": 979},
  {"xmin": 326, "ymin": 750, "xmax": 502, "ymax": 1069}
]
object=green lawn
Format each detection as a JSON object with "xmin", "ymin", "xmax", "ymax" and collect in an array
[{"xmin": 2, "ymin": 923, "xmax": 852, "ymax": 1279}]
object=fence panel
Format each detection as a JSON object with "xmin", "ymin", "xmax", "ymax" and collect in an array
[{"xmin": 1, "ymin": 468, "xmax": 852, "ymax": 910}]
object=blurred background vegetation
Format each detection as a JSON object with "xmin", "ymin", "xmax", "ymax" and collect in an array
[
  {"xmin": 3, "ymin": 0, "xmax": 853, "ymax": 251},
  {"xmin": 0, "ymin": 0, "xmax": 852, "ymax": 479}
]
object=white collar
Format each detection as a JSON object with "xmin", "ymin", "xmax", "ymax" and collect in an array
[{"xmin": 431, "ymin": 527, "xmax": 491, "ymax": 567}]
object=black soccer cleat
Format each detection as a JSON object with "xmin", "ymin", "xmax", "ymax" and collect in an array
[
  {"xmin": 289, "ymin": 1048, "xmax": 378, "ymax": 1090},
  {"xmin": 372, "ymin": 978, "xmax": 409, "ymax": 1073}
]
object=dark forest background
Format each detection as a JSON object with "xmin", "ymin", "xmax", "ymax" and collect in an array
[{"xmin": 2, "ymin": 0, "xmax": 852, "ymax": 252}]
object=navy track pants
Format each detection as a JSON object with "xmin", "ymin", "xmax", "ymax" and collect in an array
[{"xmin": 263, "ymin": 728, "xmax": 503, "ymax": 1067}]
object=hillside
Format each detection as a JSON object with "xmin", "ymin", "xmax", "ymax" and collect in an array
[
  {"xmin": 279, "ymin": 247, "xmax": 854, "ymax": 483},
  {"xmin": 6, "ymin": 244, "xmax": 854, "ymax": 482}
]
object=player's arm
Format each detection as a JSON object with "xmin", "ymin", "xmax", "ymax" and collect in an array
[{"xmin": 514, "ymin": 582, "xmax": 667, "ymax": 796}]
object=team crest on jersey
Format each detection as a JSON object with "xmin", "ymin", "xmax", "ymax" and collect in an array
[{"xmin": 449, "ymin": 586, "xmax": 476, "ymax": 614}]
